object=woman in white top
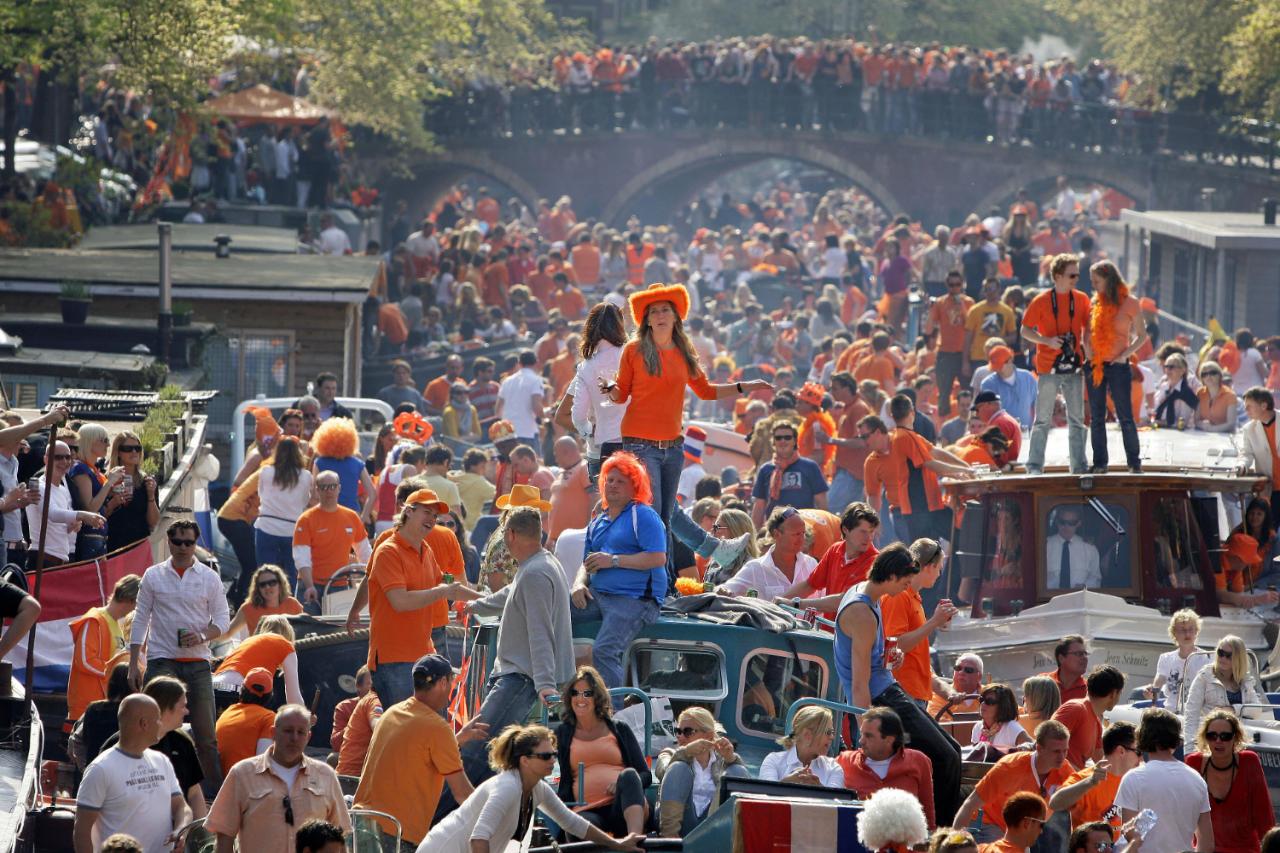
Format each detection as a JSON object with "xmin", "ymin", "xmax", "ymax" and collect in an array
[
  {"xmin": 1231, "ymin": 329, "xmax": 1269, "ymax": 390},
  {"xmin": 417, "ymin": 723, "xmax": 641, "ymax": 853},
  {"xmin": 759, "ymin": 705, "xmax": 845, "ymax": 788},
  {"xmin": 718, "ymin": 506, "xmax": 817, "ymax": 600},
  {"xmin": 1182, "ymin": 634, "xmax": 1267, "ymax": 750},
  {"xmin": 253, "ymin": 437, "xmax": 314, "ymax": 594},
  {"xmin": 1144, "ymin": 608, "xmax": 1213, "ymax": 714},
  {"xmin": 570, "ymin": 302, "xmax": 629, "ymax": 480},
  {"xmin": 1151, "ymin": 352, "xmax": 1202, "ymax": 428},
  {"xmin": 969, "ymin": 683, "xmax": 1030, "ymax": 755}
]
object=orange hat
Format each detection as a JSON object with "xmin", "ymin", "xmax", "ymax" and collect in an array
[
  {"xmin": 572, "ymin": 52, "xmax": 587, "ymax": 62},
  {"xmin": 1224, "ymin": 532, "xmax": 1260, "ymax": 567},
  {"xmin": 494, "ymin": 483, "xmax": 552, "ymax": 512},
  {"xmin": 488, "ymin": 419, "xmax": 516, "ymax": 443},
  {"xmin": 393, "ymin": 411, "xmax": 433, "ymax": 444},
  {"xmin": 244, "ymin": 667, "xmax": 274, "ymax": 698},
  {"xmin": 798, "ymin": 382, "xmax": 826, "ymax": 408},
  {"xmin": 1011, "ymin": 204, "xmax": 1028, "ymax": 216},
  {"xmin": 405, "ymin": 489, "xmax": 450, "ymax": 514},
  {"xmin": 246, "ymin": 406, "xmax": 281, "ymax": 445},
  {"xmin": 628, "ymin": 283, "xmax": 690, "ymax": 326},
  {"xmin": 1139, "ymin": 297, "xmax": 1157, "ymax": 313},
  {"xmin": 988, "ymin": 345, "xmax": 1014, "ymax": 371}
]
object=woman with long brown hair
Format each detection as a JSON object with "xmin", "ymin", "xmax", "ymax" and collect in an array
[
  {"xmin": 571, "ymin": 301, "xmax": 629, "ymax": 480},
  {"xmin": 253, "ymin": 436, "xmax": 314, "ymax": 592},
  {"xmin": 1084, "ymin": 259, "xmax": 1147, "ymax": 472}
]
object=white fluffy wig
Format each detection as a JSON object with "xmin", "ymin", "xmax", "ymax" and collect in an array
[{"xmin": 857, "ymin": 787, "xmax": 931, "ymax": 852}]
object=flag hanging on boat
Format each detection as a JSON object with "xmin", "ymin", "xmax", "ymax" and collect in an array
[
  {"xmin": 4, "ymin": 541, "xmax": 154, "ymax": 693},
  {"xmin": 733, "ymin": 796, "xmax": 865, "ymax": 853}
]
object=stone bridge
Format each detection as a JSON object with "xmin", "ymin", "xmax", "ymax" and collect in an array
[{"xmin": 392, "ymin": 129, "xmax": 1280, "ymax": 226}]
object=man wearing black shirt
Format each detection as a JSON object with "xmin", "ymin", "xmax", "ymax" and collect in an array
[{"xmin": 0, "ymin": 580, "xmax": 39, "ymax": 662}]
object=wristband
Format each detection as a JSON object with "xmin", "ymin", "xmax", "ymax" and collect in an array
[{"xmin": 737, "ymin": 381, "xmax": 743, "ymax": 394}]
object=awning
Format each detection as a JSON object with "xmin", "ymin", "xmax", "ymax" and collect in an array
[{"xmin": 206, "ymin": 84, "xmax": 329, "ymax": 126}]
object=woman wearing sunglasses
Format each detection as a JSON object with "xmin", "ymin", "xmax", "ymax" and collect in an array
[
  {"xmin": 1182, "ymin": 635, "xmax": 1266, "ymax": 751},
  {"xmin": 759, "ymin": 704, "xmax": 844, "ymax": 788},
  {"xmin": 216, "ymin": 564, "xmax": 303, "ymax": 642},
  {"xmin": 655, "ymin": 706, "xmax": 748, "ymax": 836},
  {"xmin": 552, "ymin": 666, "xmax": 650, "ymax": 839},
  {"xmin": 417, "ymin": 722, "xmax": 642, "ymax": 853},
  {"xmin": 1194, "ymin": 361, "xmax": 1238, "ymax": 433},
  {"xmin": 1184, "ymin": 709, "xmax": 1274, "ymax": 853},
  {"xmin": 104, "ymin": 430, "xmax": 159, "ymax": 553},
  {"xmin": 968, "ymin": 684, "xmax": 1030, "ymax": 759}
]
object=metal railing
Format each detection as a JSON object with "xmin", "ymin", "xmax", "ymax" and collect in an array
[{"xmin": 349, "ymin": 808, "xmax": 403, "ymax": 853}]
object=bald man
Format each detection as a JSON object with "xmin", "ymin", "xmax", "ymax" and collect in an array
[
  {"xmin": 75, "ymin": 694, "xmax": 188, "ymax": 853},
  {"xmin": 547, "ymin": 436, "xmax": 590, "ymax": 545},
  {"xmin": 292, "ymin": 469, "xmax": 372, "ymax": 608}
]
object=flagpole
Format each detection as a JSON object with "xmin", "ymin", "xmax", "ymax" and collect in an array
[{"xmin": 23, "ymin": 418, "xmax": 60, "ymax": 694}]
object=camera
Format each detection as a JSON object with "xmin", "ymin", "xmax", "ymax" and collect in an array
[{"xmin": 1052, "ymin": 332, "xmax": 1082, "ymax": 374}]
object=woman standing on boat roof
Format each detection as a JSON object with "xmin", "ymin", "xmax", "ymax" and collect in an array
[
  {"xmin": 599, "ymin": 283, "xmax": 770, "ymax": 531},
  {"xmin": 1083, "ymin": 260, "xmax": 1146, "ymax": 473}
]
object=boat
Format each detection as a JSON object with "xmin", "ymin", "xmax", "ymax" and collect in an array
[{"xmin": 934, "ymin": 424, "xmax": 1275, "ymax": 690}]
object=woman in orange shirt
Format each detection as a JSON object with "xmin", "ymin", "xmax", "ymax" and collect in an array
[
  {"xmin": 212, "ymin": 614, "xmax": 306, "ymax": 708},
  {"xmin": 601, "ymin": 284, "xmax": 769, "ymax": 528},
  {"xmin": 1194, "ymin": 361, "xmax": 1238, "ymax": 433},
  {"xmin": 218, "ymin": 564, "xmax": 303, "ymax": 640}
]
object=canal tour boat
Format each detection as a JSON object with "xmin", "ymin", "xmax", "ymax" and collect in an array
[{"xmin": 934, "ymin": 425, "xmax": 1276, "ymax": 691}]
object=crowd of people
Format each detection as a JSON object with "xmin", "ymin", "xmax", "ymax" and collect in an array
[{"xmin": 7, "ymin": 167, "xmax": 1280, "ymax": 853}]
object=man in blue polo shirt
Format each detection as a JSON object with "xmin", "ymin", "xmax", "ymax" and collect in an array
[
  {"xmin": 570, "ymin": 454, "xmax": 668, "ymax": 693},
  {"xmin": 751, "ymin": 419, "xmax": 828, "ymax": 527}
]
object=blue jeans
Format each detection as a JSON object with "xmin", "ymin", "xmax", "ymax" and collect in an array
[
  {"xmin": 623, "ymin": 441, "xmax": 683, "ymax": 529},
  {"xmin": 659, "ymin": 761, "xmax": 750, "ymax": 834},
  {"xmin": 370, "ymin": 661, "xmax": 415, "ymax": 709},
  {"xmin": 254, "ymin": 529, "xmax": 298, "ymax": 592},
  {"xmin": 1087, "ymin": 362, "xmax": 1141, "ymax": 469},
  {"xmin": 1027, "ymin": 372, "xmax": 1087, "ymax": 473},
  {"xmin": 827, "ymin": 468, "xmax": 864, "ymax": 516},
  {"xmin": 571, "ymin": 590, "xmax": 659, "ymax": 695}
]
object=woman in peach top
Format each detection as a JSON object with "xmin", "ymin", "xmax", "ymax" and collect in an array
[
  {"xmin": 601, "ymin": 283, "xmax": 769, "ymax": 529},
  {"xmin": 1194, "ymin": 361, "xmax": 1238, "ymax": 432}
]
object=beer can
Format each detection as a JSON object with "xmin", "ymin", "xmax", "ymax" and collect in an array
[
  {"xmin": 746, "ymin": 589, "xmax": 758, "ymax": 598},
  {"xmin": 980, "ymin": 598, "xmax": 994, "ymax": 618},
  {"xmin": 702, "ymin": 582, "xmax": 714, "ymax": 594},
  {"xmin": 442, "ymin": 572, "xmax": 454, "ymax": 584},
  {"xmin": 803, "ymin": 607, "xmax": 819, "ymax": 627},
  {"xmin": 884, "ymin": 635, "xmax": 899, "ymax": 654},
  {"xmin": 177, "ymin": 628, "xmax": 191, "ymax": 646}
]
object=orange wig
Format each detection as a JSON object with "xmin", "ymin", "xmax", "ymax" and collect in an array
[
  {"xmin": 311, "ymin": 416, "xmax": 359, "ymax": 460},
  {"xmin": 598, "ymin": 451, "xmax": 653, "ymax": 509}
]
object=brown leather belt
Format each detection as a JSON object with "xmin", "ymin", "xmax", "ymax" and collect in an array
[{"xmin": 624, "ymin": 436, "xmax": 683, "ymax": 449}]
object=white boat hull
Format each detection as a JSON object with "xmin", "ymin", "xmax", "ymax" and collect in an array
[{"xmin": 933, "ymin": 589, "xmax": 1269, "ymax": 691}]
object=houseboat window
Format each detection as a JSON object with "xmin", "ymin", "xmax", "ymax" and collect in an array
[
  {"xmin": 978, "ymin": 496, "xmax": 1027, "ymax": 592},
  {"xmin": 633, "ymin": 647, "xmax": 723, "ymax": 696},
  {"xmin": 1149, "ymin": 494, "xmax": 1208, "ymax": 590},
  {"xmin": 738, "ymin": 651, "xmax": 826, "ymax": 737},
  {"xmin": 1042, "ymin": 500, "xmax": 1133, "ymax": 590}
]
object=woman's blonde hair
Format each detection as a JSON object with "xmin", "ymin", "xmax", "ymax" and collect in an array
[
  {"xmin": 1021, "ymin": 676, "xmax": 1061, "ymax": 719},
  {"xmin": 714, "ymin": 509, "xmax": 758, "ymax": 564},
  {"xmin": 1216, "ymin": 634, "xmax": 1249, "ymax": 684},
  {"xmin": 776, "ymin": 705, "xmax": 832, "ymax": 748},
  {"xmin": 76, "ymin": 423, "xmax": 109, "ymax": 457},
  {"xmin": 929, "ymin": 828, "xmax": 978, "ymax": 853},
  {"xmin": 1168, "ymin": 608, "xmax": 1203, "ymax": 641},
  {"xmin": 488, "ymin": 723, "xmax": 556, "ymax": 772},
  {"xmin": 1163, "ymin": 352, "xmax": 1188, "ymax": 371},
  {"xmin": 255, "ymin": 613, "xmax": 296, "ymax": 643},
  {"xmin": 249, "ymin": 564, "xmax": 292, "ymax": 606},
  {"xmin": 678, "ymin": 706, "xmax": 716, "ymax": 735},
  {"xmin": 1195, "ymin": 708, "xmax": 1246, "ymax": 754}
]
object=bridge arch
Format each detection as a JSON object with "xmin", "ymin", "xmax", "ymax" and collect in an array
[
  {"xmin": 400, "ymin": 149, "xmax": 543, "ymax": 218},
  {"xmin": 973, "ymin": 162, "xmax": 1153, "ymax": 220},
  {"xmin": 601, "ymin": 137, "xmax": 908, "ymax": 227}
]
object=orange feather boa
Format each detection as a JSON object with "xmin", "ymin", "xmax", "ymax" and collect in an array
[{"xmin": 1089, "ymin": 283, "xmax": 1128, "ymax": 385}]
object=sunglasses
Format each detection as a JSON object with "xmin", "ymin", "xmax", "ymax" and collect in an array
[
  {"xmin": 1163, "ymin": 364, "xmax": 1181, "ymax": 371},
  {"xmin": 169, "ymin": 538, "xmax": 197, "ymax": 547},
  {"xmin": 772, "ymin": 434, "xmax": 796, "ymax": 442},
  {"xmin": 283, "ymin": 795, "xmax": 294, "ymax": 826},
  {"xmin": 1217, "ymin": 648, "xmax": 1233, "ymax": 658},
  {"xmin": 1065, "ymin": 273, "xmax": 1080, "ymax": 280},
  {"xmin": 711, "ymin": 523, "xmax": 730, "ymax": 532},
  {"xmin": 438, "ymin": 520, "xmax": 456, "ymax": 529},
  {"xmin": 258, "ymin": 578, "xmax": 280, "ymax": 588},
  {"xmin": 953, "ymin": 664, "xmax": 978, "ymax": 674},
  {"xmin": 527, "ymin": 751, "xmax": 557, "ymax": 761},
  {"xmin": 1093, "ymin": 844, "xmax": 1115, "ymax": 852},
  {"xmin": 317, "ymin": 483, "xmax": 339, "ymax": 491},
  {"xmin": 675, "ymin": 726, "xmax": 705, "ymax": 737},
  {"xmin": 52, "ymin": 453, "xmax": 72, "ymax": 461},
  {"xmin": 119, "ymin": 445, "xmax": 143, "ymax": 453},
  {"xmin": 1205, "ymin": 730, "xmax": 1235, "ymax": 742},
  {"xmin": 569, "ymin": 688, "xmax": 595, "ymax": 698}
]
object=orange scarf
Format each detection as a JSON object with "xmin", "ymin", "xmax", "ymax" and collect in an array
[
  {"xmin": 1088, "ymin": 283, "xmax": 1128, "ymax": 385},
  {"xmin": 769, "ymin": 453, "xmax": 799, "ymax": 501}
]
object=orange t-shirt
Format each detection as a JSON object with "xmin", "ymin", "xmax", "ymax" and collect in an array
[
  {"xmin": 1090, "ymin": 294, "xmax": 1140, "ymax": 363},
  {"xmin": 1041, "ymin": 670, "xmax": 1088, "ymax": 703},
  {"xmin": 555, "ymin": 287, "xmax": 588, "ymax": 320},
  {"xmin": 888, "ymin": 428, "xmax": 944, "ymax": 515},
  {"xmin": 973, "ymin": 751, "xmax": 1074, "ymax": 830},
  {"xmin": 240, "ymin": 598, "xmax": 304, "ymax": 635},
  {"xmin": 67, "ymin": 608, "xmax": 124, "ymax": 722},
  {"xmin": 481, "ymin": 263, "xmax": 509, "ymax": 307},
  {"xmin": 834, "ymin": 399, "xmax": 872, "ymax": 476},
  {"xmin": 1051, "ymin": 698, "xmax": 1102, "ymax": 770},
  {"xmin": 377, "ymin": 303, "xmax": 408, "ymax": 345},
  {"xmin": 216, "ymin": 633, "xmax": 294, "ymax": 678},
  {"xmin": 1195, "ymin": 386, "xmax": 1237, "ymax": 426},
  {"xmin": 616, "ymin": 342, "xmax": 716, "ymax": 441},
  {"xmin": 424, "ymin": 376, "xmax": 453, "ymax": 412},
  {"xmin": 980, "ymin": 840, "xmax": 1025, "ymax": 853},
  {"xmin": 854, "ymin": 353, "xmax": 897, "ymax": 390},
  {"xmin": 366, "ymin": 531, "xmax": 438, "ymax": 670},
  {"xmin": 549, "ymin": 351, "xmax": 577, "ymax": 399},
  {"xmin": 799, "ymin": 410, "xmax": 838, "ymax": 472},
  {"xmin": 863, "ymin": 452, "xmax": 899, "ymax": 513},
  {"xmin": 1060, "ymin": 766, "xmax": 1122, "ymax": 829},
  {"xmin": 215, "ymin": 703, "xmax": 275, "ymax": 772},
  {"xmin": 881, "ymin": 586, "xmax": 931, "ymax": 701},
  {"xmin": 836, "ymin": 338, "xmax": 871, "ymax": 373},
  {"xmin": 1267, "ymin": 419, "xmax": 1280, "ymax": 490},
  {"xmin": 336, "ymin": 691, "xmax": 384, "ymax": 775},
  {"xmin": 928, "ymin": 295, "xmax": 974, "ymax": 354},
  {"xmin": 958, "ymin": 443, "xmax": 999, "ymax": 468},
  {"xmin": 1022, "ymin": 288, "xmax": 1090, "ymax": 374},
  {"xmin": 527, "ymin": 271, "xmax": 556, "ymax": 305},
  {"xmin": 218, "ymin": 470, "xmax": 261, "ymax": 524},
  {"xmin": 570, "ymin": 244, "xmax": 602, "ymax": 284},
  {"xmin": 292, "ymin": 505, "xmax": 369, "ymax": 585}
]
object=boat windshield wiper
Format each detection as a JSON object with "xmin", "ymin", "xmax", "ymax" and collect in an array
[{"xmin": 1088, "ymin": 496, "xmax": 1125, "ymax": 536}]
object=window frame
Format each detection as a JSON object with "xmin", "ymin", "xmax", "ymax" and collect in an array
[
  {"xmin": 735, "ymin": 646, "xmax": 829, "ymax": 739},
  {"xmin": 628, "ymin": 640, "xmax": 727, "ymax": 705},
  {"xmin": 1035, "ymin": 494, "xmax": 1140, "ymax": 599}
]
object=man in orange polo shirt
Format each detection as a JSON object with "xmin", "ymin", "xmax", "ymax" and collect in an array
[
  {"xmin": 362, "ymin": 489, "xmax": 478, "ymax": 708},
  {"xmin": 1048, "ymin": 721, "xmax": 1139, "ymax": 830},
  {"xmin": 981, "ymin": 792, "xmax": 1050, "ymax": 853},
  {"xmin": 881, "ymin": 538, "xmax": 959, "ymax": 705},
  {"xmin": 1038, "ymin": 635, "xmax": 1089, "ymax": 703},
  {"xmin": 423, "ymin": 355, "xmax": 464, "ymax": 416},
  {"xmin": 822, "ymin": 372, "xmax": 872, "ymax": 511},
  {"xmin": 67, "ymin": 574, "xmax": 140, "ymax": 725},
  {"xmin": 293, "ymin": 470, "xmax": 372, "ymax": 610},
  {"xmin": 927, "ymin": 271, "xmax": 974, "ymax": 419},
  {"xmin": 779, "ymin": 502, "xmax": 879, "ymax": 619},
  {"xmin": 953, "ymin": 720, "xmax": 1073, "ymax": 833},
  {"xmin": 214, "ymin": 667, "xmax": 276, "ymax": 771}
]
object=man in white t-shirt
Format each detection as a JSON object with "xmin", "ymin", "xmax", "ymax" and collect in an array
[
  {"xmin": 676, "ymin": 426, "xmax": 707, "ymax": 508},
  {"xmin": 1114, "ymin": 708, "xmax": 1213, "ymax": 853},
  {"xmin": 496, "ymin": 350, "xmax": 546, "ymax": 445},
  {"xmin": 74, "ymin": 694, "xmax": 187, "ymax": 853},
  {"xmin": 315, "ymin": 213, "xmax": 351, "ymax": 256}
]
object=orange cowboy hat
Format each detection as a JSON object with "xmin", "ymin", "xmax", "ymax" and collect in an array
[
  {"xmin": 494, "ymin": 483, "xmax": 552, "ymax": 512},
  {"xmin": 246, "ymin": 406, "xmax": 281, "ymax": 445},
  {"xmin": 797, "ymin": 382, "xmax": 826, "ymax": 408},
  {"xmin": 628, "ymin": 283, "xmax": 690, "ymax": 326},
  {"xmin": 405, "ymin": 489, "xmax": 450, "ymax": 514}
]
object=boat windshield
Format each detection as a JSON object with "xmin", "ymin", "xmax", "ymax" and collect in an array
[
  {"xmin": 632, "ymin": 645, "xmax": 725, "ymax": 717},
  {"xmin": 737, "ymin": 649, "xmax": 827, "ymax": 737}
]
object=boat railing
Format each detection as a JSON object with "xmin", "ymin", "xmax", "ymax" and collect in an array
[
  {"xmin": 349, "ymin": 808, "xmax": 403, "ymax": 853},
  {"xmin": 321, "ymin": 563, "xmax": 368, "ymax": 618},
  {"xmin": 1234, "ymin": 702, "xmax": 1280, "ymax": 722},
  {"xmin": 775, "ymin": 601, "xmax": 837, "ymax": 632},
  {"xmin": 171, "ymin": 817, "xmax": 212, "ymax": 853}
]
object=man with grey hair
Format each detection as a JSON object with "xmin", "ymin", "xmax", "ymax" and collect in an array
[
  {"xmin": 928, "ymin": 652, "xmax": 984, "ymax": 720},
  {"xmin": 207, "ymin": 704, "xmax": 350, "ymax": 852},
  {"xmin": 440, "ymin": 505, "xmax": 576, "ymax": 817}
]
